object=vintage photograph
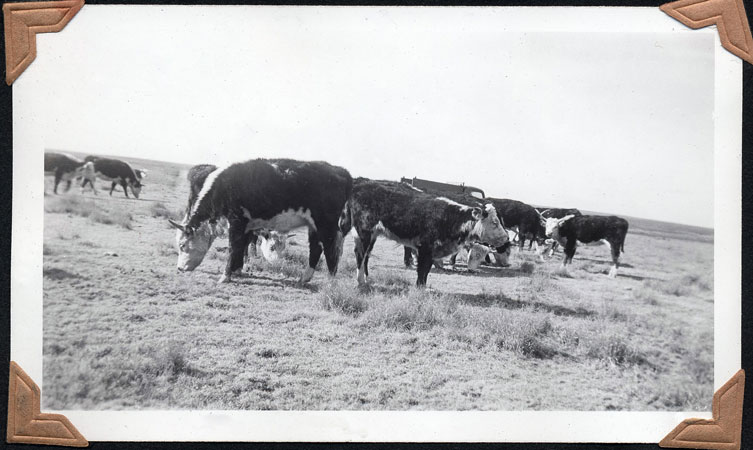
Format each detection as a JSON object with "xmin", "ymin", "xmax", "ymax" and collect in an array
[{"xmin": 34, "ymin": 6, "xmax": 717, "ymax": 416}]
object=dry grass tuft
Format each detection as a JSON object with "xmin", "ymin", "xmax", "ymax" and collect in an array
[{"xmin": 89, "ymin": 209, "xmax": 133, "ymax": 230}]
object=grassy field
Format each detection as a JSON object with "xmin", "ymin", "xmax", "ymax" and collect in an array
[{"xmin": 42, "ymin": 155, "xmax": 714, "ymax": 411}]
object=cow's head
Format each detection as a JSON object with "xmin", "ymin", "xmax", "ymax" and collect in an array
[
  {"xmin": 471, "ymin": 204, "xmax": 509, "ymax": 247},
  {"xmin": 544, "ymin": 214, "xmax": 575, "ymax": 237},
  {"xmin": 168, "ymin": 219, "xmax": 217, "ymax": 271},
  {"xmin": 466, "ymin": 243, "xmax": 492, "ymax": 271},
  {"xmin": 130, "ymin": 179, "xmax": 142, "ymax": 199},
  {"xmin": 257, "ymin": 231, "xmax": 288, "ymax": 263}
]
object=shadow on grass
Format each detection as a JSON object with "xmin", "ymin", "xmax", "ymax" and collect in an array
[
  {"xmin": 228, "ymin": 273, "xmax": 320, "ymax": 292},
  {"xmin": 453, "ymin": 291, "xmax": 595, "ymax": 319},
  {"xmin": 431, "ymin": 265, "xmax": 532, "ymax": 279}
]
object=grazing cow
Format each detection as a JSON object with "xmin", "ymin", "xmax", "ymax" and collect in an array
[
  {"xmin": 488, "ymin": 198, "xmax": 546, "ymax": 252},
  {"xmin": 544, "ymin": 214, "xmax": 629, "ymax": 278},
  {"xmin": 169, "ymin": 159, "xmax": 352, "ymax": 284},
  {"xmin": 80, "ymin": 157, "xmax": 143, "ymax": 198},
  {"xmin": 340, "ymin": 178, "xmax": 509, "ymax": 286},
  {"xmin": 538, "ymin": 208, "xmax": 583, "ymax": 256},
  {"xmin": 44, "ymin": 152, "xmax": 87, "ymax": 194}
]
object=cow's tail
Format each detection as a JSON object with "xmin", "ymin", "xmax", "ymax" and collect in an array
[{"xmin": 338, "ymin": 199, "xmax": 352, "ymax": 236}]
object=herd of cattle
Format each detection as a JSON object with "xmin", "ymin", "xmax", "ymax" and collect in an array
[{"xmin": 45, "ymin": 152, "xmax": 629, "ymax": 286}]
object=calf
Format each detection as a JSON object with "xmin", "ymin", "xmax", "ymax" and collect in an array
[
  {"xmin": 44, "ymin": 152, "xmax": 87, "ymax": 194},
  {"xmin": 544, "ymin": 214, "xmax": 629, "ymax": 278},
  {"xmin": 538, "ymin": 208, "xmax": 582, "ymax": 256},
  {"xmin": 169, "ymin": 159, "xmax": 352, "ymax": 284},
  {"xmin": 80, "ymin": 157, "xmax": 143, "ymax": 198},
  {"xmin": 340, "ymin": 178, "xmax": 509, "ymax": 286}
]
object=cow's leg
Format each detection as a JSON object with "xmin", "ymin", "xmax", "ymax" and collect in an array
[
  {"xmin": 415, "ymin": 246, "xmax": 434, "ymax": 287},
  {"xmin": 301, "ymin": 229, "xmax": 323, "ymax": 283},
  {"xmin": 64, "ymin": 179, "xmax": 72, "ymax": 192},
  {"xmin": 354, "ymin": 231, "xmax": 375, "ymax": 284},
  {"xmin": 120, "ymin": 180, "xmax": 130, "ymax": 198},
  {"xmin": 403, "ymin": 247, "xmax": 413, "ymax": 268},
  {"xmin": 220, "ymin": 218, "xmax": 250, "ymax": 283},
  {"xmin": 53, "ymin": 173, "xmax": 62, "ymax": 194},
  {"xmin": 243, "ymin": 232, "xmax": 258, "ymax": 273},
  {"xmin": 321, "ymin": 227, "xmax": 344, "ymax": 276},
  {"xmin": 109, "ymin": 182, "xmax": 117, "ymax": 196},
  {"xmin": 449, "ymin": 252, "xmax": 458, "ymax": 269},
  {"xmin": 560, "ymin": 239, "xmax": 577, "ymax": 275},
  {"xmin": 608, "ymin": 239, "xmax": 620, "ymax": 278}
]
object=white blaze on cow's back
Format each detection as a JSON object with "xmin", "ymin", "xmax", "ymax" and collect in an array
[
  {"xmin": 190, "ymin": 163, "xmax": 233, "ymax": 220},
  {"xmin": 435, "ymin": 197, "xmax": 471, "ymax": 211}
]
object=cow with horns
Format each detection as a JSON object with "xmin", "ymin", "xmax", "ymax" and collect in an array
[
  {"xmin": 339, "ymin": 178, "xmax": 509, "ymax": 286},
  {"xmin": 169, "ymin": 159, "xmax": 353, "ymax": 284}
]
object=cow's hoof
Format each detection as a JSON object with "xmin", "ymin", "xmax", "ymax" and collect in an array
[
  {"xmin": 608, "ymin": 267, "xmax": 618, "ymax": 278},
  {"xmin": 218, "ymin": 274, "xmax": 231, "ymax": 284}
]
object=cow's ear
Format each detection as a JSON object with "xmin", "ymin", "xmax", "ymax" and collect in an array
[
  {"xmin": 168, "ymin": 219, "xmax": 186, "ymax": 231},
  {"xmin": 471, "ymin": 207, "xmax": 483, "ymax": 220},
  {"xmin": 558, "ymin": 214, "xmax": 575, "ymax": 225}
]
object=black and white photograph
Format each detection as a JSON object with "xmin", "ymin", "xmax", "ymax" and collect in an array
[{"xmin": 9, "ymin": 4, "xmax": 743, "ymax": 443}]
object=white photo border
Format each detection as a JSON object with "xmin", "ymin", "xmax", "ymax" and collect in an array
[{"xmin": 11, "ymin": 5, "xmax": 741, "ymax": 443}]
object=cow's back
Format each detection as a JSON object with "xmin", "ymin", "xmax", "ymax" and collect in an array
[
  {"xmin": 352, "ymin": 179, "xmax": 472, "ymax": 243},
  {"xmin": 93, "ymin": 158, "xmax": 137, "ymax": 180},
  {"xmin": 569, "ymin": 215, "xmax": 628, "ymax": 243},
  {"xmin": 210, "ymin": 159, "xmax": 352, "ymax": 222},
  {"xmin": 44, "ymin": 152, "xmax": 80, "ymax": 172},
  {"xmin": 489, "ymin": 198, "xmax": 540, "ymax": 230}
]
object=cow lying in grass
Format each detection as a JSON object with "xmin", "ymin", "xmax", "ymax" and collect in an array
[
  {"xmin": 543, "ymin": 214, "xmax": 629, "ymax": 278},
  {"xmin": 339, "ymin": 178, "xmax": 509, "ymax": 286},
  {"xmin": 169, "ymin": 159, "xmax": 352, "ymax": 284}
]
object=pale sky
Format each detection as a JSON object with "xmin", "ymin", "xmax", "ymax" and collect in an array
[{"xmin": 28, "ymin": 6, "xmax": 715, "ymax": 227}]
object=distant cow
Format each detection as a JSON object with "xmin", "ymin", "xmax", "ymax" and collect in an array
[
  {"xmin": 340, "ymin": 178, "xmax": 509, "ymax": 286},
  {"xmin": 538, "ymin": 208, "xmax": 583, "ymax": 256},
  {"xmin": 544, "ymin": 214, "xmax": 629, "ymax": 278},
  {"xmin": 169, "ymin": 159, "xmax": 353, "ymax": 284},
  {"xmin": 80, "ymin": 157, "xmax": 143, "ymax": 198},
  {"xmin": 44, "ymin": 152, "xmax": 87, "ymax": 194},
  {"xmin": 488, "ymin": 198, "xmax": 546, "ymax": 252}
]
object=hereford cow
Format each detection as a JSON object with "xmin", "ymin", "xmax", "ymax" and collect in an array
[
  {"xmin": 169, "ymin": 159, "xmax": 353, "ymax": 284},
  {"xmin": 44, "ymin": 152, "xmax": 87, "ymax": 194},
  {"xmin": 544, "ymin": 214, "xmax": 629, "ymax": 278},
  {"xmin": 80, "ymin": 157, "xmax": 143, "ymax": 198},
  {"xmin": 340, "ymin": 178, "xmax": 509, "ymax": 286},
  {"xmin": 538, "ymin": 208, "xmax": 583, "ymax": 256}
]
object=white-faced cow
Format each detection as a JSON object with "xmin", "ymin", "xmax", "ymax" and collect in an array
[
  {"xmin": 537, "ymin": 208, "xmax": 582, "ymax": 256},
  {"xmin": 340, "ymin": 178, "xmax": 509, "ymax": 286},
  {"xmin": 544, "ymin": 214, "xmax": 629, "ymax": 278},
  {"xmin": 80, "ymin": 157, "xmax": 143, "ymax": 198},
  {"xmin": 44, "ymin": 152, "xmax": 87, "ymax": 194},
  {"xmin": 169, "ymin": 159, "xmax": 353, "ymax": 284}
]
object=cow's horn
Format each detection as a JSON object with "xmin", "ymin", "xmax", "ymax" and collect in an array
[{"xmin": 167, "ymin": 219, "xmax": 186, "ymax": 231}]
